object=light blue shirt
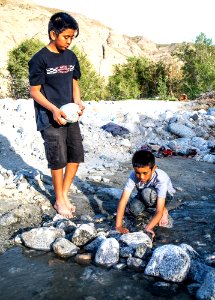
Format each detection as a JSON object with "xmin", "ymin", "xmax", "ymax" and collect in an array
[{"xmin": 124, "ymin": 168, "xmax": 176, "ymax": 198}]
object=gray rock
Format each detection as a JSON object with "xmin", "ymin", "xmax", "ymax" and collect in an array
[
  {"xmin": 52, "ymin": 237, "xmax": 79, "ymax": 258},
  {"xmin": 203, "ymin": 154, "xmax": 215, "ymax": 163},
  {"xmin": 144, "ymin": 244, "xmax": 190, "ymax": 282},
  {"xmin": 127, "ymin": 257, "xmax": 146, "ymax": 270},
  {"xmin": 188, "ymin": 260, "xmax": 214, "ymax": 283},
  {"xmin": 72, "ymin": 223, "xmax": 97, "ymax": 247},
  {"xmin": 120, "ymin": 231, "xmax": 153, "ymax": 249},
  {"xmin": 134, "ymin": 243, "xmax": 150, "ymax": 259},
  {"xmin": 21, "ymin": 227, "xmax": 65, "ymax": 251},
  {"xmin": 95, "ymin": 238, "xmax": 119, "ymax": 267},
  {"xmin": 168, "ymin": 123, "xmax": 195, "ymax": 138},
  {"xmin": 168, "ymin": 138, "xmax": 192, "ymax": 154},
  {"xmin": 196, "ymin": 270, "xmax": 215, "ymax": 300},
  {"xmin": 84, "ymin": 235, "xmax": 106, "ymax": 253},
  {"xmin": 120, "ymin": 246, "xmax": 134, "ymax": 258},
  {"xmin": 191, "ymin": 137, "xmax": 208, "ymax": 151}
]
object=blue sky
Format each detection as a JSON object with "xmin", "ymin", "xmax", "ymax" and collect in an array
[{"xmin": 33, "ymin": 0, "xmax": 214, "ymax": 44}]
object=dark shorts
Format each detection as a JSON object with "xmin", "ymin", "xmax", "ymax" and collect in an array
[{"xmin": 41, "ymin": 122, "xmax": 84, "ymax": 170}]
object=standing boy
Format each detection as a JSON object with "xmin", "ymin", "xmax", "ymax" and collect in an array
[
  {"xmin": 28, "ymin": 12, "xmax": 84, "ymax": 218},
  {"xmin": 116, "ymin": 150, "xmax": 175, "ymax": 238}
]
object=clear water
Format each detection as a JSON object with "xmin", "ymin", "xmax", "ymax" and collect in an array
[{"xmin": 0, "ymin": 246, "xmax": 192, "ymax": 300}]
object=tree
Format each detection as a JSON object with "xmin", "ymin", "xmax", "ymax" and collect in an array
[
  {"xmin": 174, "ymin": 33, "xmax": 215, "ymax": 99},
  {"xmin": 7, "ymin": 38, "xmax": 45, "ymax": 99}
]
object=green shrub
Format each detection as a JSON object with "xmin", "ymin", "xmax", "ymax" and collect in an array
[
  {"xmin": 173, "ymin": 33, "xmax": 215, "ymax": 99},
  {"xmin": 7, "ymin": 38, "xmax": 45, "ymax": 99},
  {"xmin": 72, "ymin": 46, "xmax": 106, "ymax": 101}
]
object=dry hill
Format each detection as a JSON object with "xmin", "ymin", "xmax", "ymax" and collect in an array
[{"xmin": 0, "ymin": 0, "xmax": 177, "ymax": 97}]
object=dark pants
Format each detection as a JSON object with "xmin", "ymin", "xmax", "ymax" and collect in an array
[
  {"xmin": 128, "ymin": 187, "xmax": 158, "ymax": 216},
  {"xmin": 128, "ymin": 187, "xmax": 173, "ymax": 217}
]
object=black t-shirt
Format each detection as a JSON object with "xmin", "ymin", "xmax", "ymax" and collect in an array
[{"xmin": 28, "ymin": 47, "xmax": 81, "ymax": 131}]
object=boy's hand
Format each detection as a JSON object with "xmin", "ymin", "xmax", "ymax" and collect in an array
[
  {"xmin": 145, "ymin": 225, "xmax": 155, "ymax": 239},
  {"xmin": 52, "ymin": 107, "xmax": 67, "ymax": 125},
  {"xmin": 77, "ymin": 103, "xmax": 85, "ymax": 116},
  {"xmin": 116, "ymin": 226, "xmax": 129, "ymax": 234}
]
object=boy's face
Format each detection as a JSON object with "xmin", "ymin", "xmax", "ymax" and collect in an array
[
  {"xmin": 50, "ymin": 29, "xmax": 77, "ymax": 52},
  {"xmin": 134, "ymin": 165, "xmax": 156, "ymax": 183}
]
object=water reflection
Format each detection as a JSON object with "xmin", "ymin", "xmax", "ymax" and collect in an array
[{"xmin": 0, "ymin": 247, "xmax": 192, "ymax": 300}]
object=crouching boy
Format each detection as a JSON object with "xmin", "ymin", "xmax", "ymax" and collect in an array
[{"xmin": 116, "ymin": 150, "xmax": 175, "ymax": 238}]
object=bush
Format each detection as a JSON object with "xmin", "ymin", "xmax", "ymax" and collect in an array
[
  {"xmin": 106, "ymin": 57, "xmax": 179, "ymax": 100},
  {"xmin": 7, "ymin": 38, "xmax": 45, "ymax": 99},
  {"xmin": 174, "ymin": 33, "xmax": 215, "ymax": 99},
  {"xmin": 72, "ymin": 46, "xmax": 106, "ymax": 101}
]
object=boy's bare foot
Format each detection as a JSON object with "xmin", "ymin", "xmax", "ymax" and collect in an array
[
  {"xmin": 66, "ymin": 201, "xmax": 76, "ymax": 213},
  {"xmin": 63, "ymin": 194, "xmax": 76, "ymax": 213},
  {"xmin": 159, "ymin": 207, "xmax": 168, "ymax": 226},
  {"xmin": 54, "ymin": 202, "xmax": 73, "ymax": 219}
]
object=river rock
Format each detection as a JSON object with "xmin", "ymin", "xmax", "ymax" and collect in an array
[
  {"xmin": 52, "ymin": 237, "xmax": 79, "ymax": 258},
  {"xmin": 120, "ymin": 231, "xmax": 153, "ymax": 249},
  {"xmin": 95, "ymin": 237, "xmax": 119, "ymax": 267},
  {"xmin": 196, "ymin": 270, "xmax": 215, "ymax": 300},
  {"xmin": 21, "ymin": 227, "xmax": 65, "ymax": 251},
  {"xmin": 188, "ymin": 260, "xmax": 215, "ymax": 283},
  {"xmin": 120, "ymin": 246, "xmax": 134, "ymax": 258},
  {"xmin": 84, "ymin": 235, "xmax": 106, "ymax": 253},
  {"xmin": 144, "ymin": 244, "xmax": 190, "ymax": 282},
  {"xmin": 127, "ymin": 257, "xmax": 146, "ymax": 270},
  {"xmin": 71, "ymin": 223, "xmax": 97, "ymax": 246}
]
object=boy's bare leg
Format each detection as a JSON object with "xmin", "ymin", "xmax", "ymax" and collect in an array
[
  {"xmin": 159, "ymin": 206, "xmax": 168, "ymax": 226},
  {"xmin": 51, "ymin": 168, "xmax": 73, "ymax": 218},
  {"xmin": 62, "ymin": 162, "xmax": 79, "ymax": 212}
]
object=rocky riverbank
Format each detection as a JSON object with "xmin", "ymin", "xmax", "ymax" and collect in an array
[{"xmin": 0, "ymin": 98, "xmax": 214, "ymax": 299}]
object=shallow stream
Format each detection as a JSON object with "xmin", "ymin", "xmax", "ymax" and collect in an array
[{"xmin": 0, "ymin": 246, "xmax": 192, "ymax": 300}]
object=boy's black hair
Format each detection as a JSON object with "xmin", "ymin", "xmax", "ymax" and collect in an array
[
  {"xmin": 48, "ymin": 12, "xmax": 79, "ymax": 39},
  {"xmin": 132, "ymin": 150, "xmax": 155, "ymax": 169}
]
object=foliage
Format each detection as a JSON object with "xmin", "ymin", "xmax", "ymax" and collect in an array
[
  {"xmin": 72, "ymin": 46, "xmax": 106, "ymax": 101},
  {"xmin": 158, "ymin": 75, "xmax": 168, "ymax": 99},
  {"xmin": 107, "ymin": 56, "xmax": 180, "ymax": 100},
  {"xmin": 7, "ymin": 38, "xmax": 45, "ymax": 99},
  {"xmin": 173, "ymin": 33, "xmax": 215, "ymax": 99},
  {"xmin": 107, "ymin": 57, "xmax": 141, "ymax": 100}
]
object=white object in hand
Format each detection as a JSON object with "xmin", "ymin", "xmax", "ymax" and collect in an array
[{"xmin": 60, "ymin": 103, "xmax": 81, "ymax": 123}]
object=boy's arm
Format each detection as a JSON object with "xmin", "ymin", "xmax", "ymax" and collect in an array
[
  {"xmin": 145, "ymin": 197, "xmax": 165, "ymax": 238},
  {"xmin": 30, "ymin": 85, "xmax": 67, "ymax": 125},
  {"xmin": 73, "ymin": 79, "xmax": 85, "ymax": 116},
  {"xmin": 116, "ymin": 190, "xmax": 131, "ymax": 234}
]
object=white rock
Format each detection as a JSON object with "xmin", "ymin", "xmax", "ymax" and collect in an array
[{"xmin": 60, "ymin": 103, "xmax": 81, "ymax": 123}]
